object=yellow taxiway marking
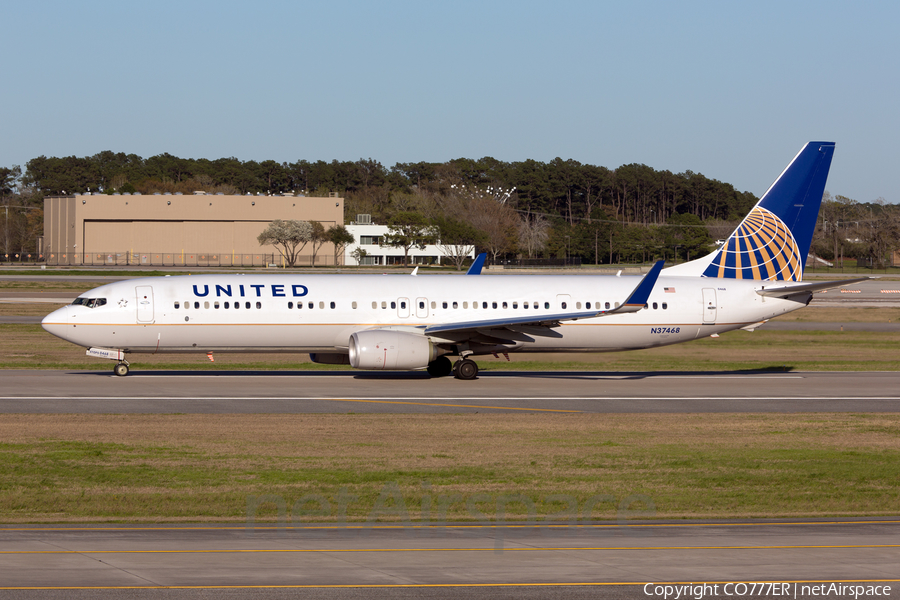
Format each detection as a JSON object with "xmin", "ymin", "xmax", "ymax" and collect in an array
[
  {"xmin": 3, "ymin": 543, "xmax": 900, "ymax": 554},
  {"xmin": 324, "ymin": 397, "xmax": 581, "ymax": 412}
]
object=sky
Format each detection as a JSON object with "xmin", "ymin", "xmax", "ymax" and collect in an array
[{"xmin": 3, "ymin": 0, "xmax": 898, "ymax": 203}]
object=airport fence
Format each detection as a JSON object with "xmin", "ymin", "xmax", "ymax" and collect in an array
[{"xmin": 43, "ymin": 251, "xmax": 343, "ymax": 268}]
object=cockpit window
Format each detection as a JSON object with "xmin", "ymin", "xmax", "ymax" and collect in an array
[{"xmin": 72, "ymin": 297, "xmax": 107, "ymax": 308}]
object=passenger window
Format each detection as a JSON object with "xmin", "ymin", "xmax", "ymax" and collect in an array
[
  {"xmin": 431, "ymin": 301, "xmax": 436, "ymax": 309},
  {"xmin": 463, "ymin": 301, "xmax": 468, "ymax": 309},
  {"xmin": 372, "ymin": 301, "xmax": 377, "ymax": 309},
  {"xmin": 204, "ymin": 301, "xmax": 210, "ymax": 309},
  {"xmin": 442, "ymin": 302, "xmax": 448, "ymax": 309},
  {"xmin": 319, "ymin": 301, "xmax": 325, "ymax": 309},
  {"xmin": 330, "ymin": 302, "xmax": 336, "ymax": 309},
  {"xmin": 352, "ymin": 301, "xmax": 358, "ymax": 309},
  {"xmin": 391, "ymin": 301, "xmax": 396, "ymax": 309},
  {"xmin": 245, "ymin": 302, "xmax": 251, "ymax": 309},
  {"xmin": 256, "ymin": 302, "xmax": 262, "ymax": 309},
  {"xmin": 234, "ymin": 302, "xmax": 240, "ymax": 309},
  {"xmin": 381, "ymin": 301, "xmax": 387, "ymax": 309},
  {"xmin": 586, "ymin": 302, "xmax": 591, "ymax": 309},
  {"xmin": 214, "ymin": 302, "xmax": 219, "ymax": 309},
  {"xmin": 561, "ymin": 302, "xmax": 567, "ymax": 309},
  {"xmin": 483, "ymin": 302, "xmax": 488, "ymax": 309},
  {"xmin": 492, "ymin": 302, "xmax": 497, "ymax": 309},
  {"xmin": 502, "ymin": 302, "xmax": 508, "ymax": 309},
  {"xmin": 533, "ymin": 301, "xmax": 538, "ymax": 309},
  {"xmin": 512, "ymin": 302, "xmax": 518, "ymax": 309},
  {"xmin": 194, "ymin": 302, "xmax": 200, "ymax": 309},
  {"xmin": 544, "ymin": 302, "xmax": 550, "ymax": 309},
  {"xmin": 308, "ymin": 302, "xmax": 313, "ymax": 309},
  {"xmin": 420, "ymin": 301, "xmax": 425, "ymax": 309},
  {"xmin": 452, "ymin": 301, "xmax": 458, "ymax": 309},
  {"xmin": 288, "ymin": 302, "xmax": 293, "ymax": 309},
  {"xmin": 174, "ymin": 302, "xmax": 180, "ymax": 309},
  {"xmin": 652, "ymin": 302, "xmax": 658, "ymax": 310},
  {"xmin": 224, "ymin": 302, "xmax": 230, "ymax": 309},
  {"xmin": 576, "ymin": 302, "xmax": 582, "ymax": 309},
  {"xmin": 662, "ymin": 303, "xmax": 668, "ymax": 310},
  {"xmin": 606, "ymin": 302, "xmax": 611, "ymax": 309},
  {"xmin": 400, "ymin": 301, "xmax": 406, "ymax": 309}
]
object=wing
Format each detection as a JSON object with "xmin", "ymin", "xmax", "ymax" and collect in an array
[{"xmin": 423, "ymin": 260, "xmax": 665, "ymax": 344}]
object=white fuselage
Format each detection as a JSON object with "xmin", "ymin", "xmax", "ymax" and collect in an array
[{"xmin": 41, "ymin": 272, "xmax": 809, "ymax": 355}]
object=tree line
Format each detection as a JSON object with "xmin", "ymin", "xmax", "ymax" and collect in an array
[{"xmin": 2, "ymin": 152, "xmax": 898, "ymax": 266}]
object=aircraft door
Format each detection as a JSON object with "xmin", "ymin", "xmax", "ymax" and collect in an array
[
  {"xmin": 397, "ymin": 297, "xmax": 410, "ymax": 318},
  {"xmin": 136, "ymin": 285, "xmax": 155, "ymax": 323},
  {"xmin": 416, "ymin": 297, "xmax": 428, "ymax": 318},
  {"xmin": 702, "ymin": 288, "xmax": 717, "ymax": 324}
]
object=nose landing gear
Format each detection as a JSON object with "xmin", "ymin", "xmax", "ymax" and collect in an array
[{"xmin": 114, "ymin": 361, "xmax": 130, "ymax": 377}]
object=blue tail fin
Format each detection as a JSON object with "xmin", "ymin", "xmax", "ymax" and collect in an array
[{"xmin": 702, "ymin": 142, "xmax": 835, "ymax": 282}]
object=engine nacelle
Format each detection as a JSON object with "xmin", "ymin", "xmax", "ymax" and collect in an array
[{"xmin": 348, "ymin": 330, "xmax": 438, "ymax": 370}]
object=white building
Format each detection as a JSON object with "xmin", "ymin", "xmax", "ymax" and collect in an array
[{"xmin": 344, "ymin": 220, "xmax": 474, "ymax": 267}]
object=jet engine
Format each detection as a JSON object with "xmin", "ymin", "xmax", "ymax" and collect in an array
[{"xmin": 348, "ymin": 330, "xmax": 439, "ymax": 370}]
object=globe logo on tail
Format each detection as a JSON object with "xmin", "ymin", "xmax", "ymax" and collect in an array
[{"xmin": 702, "ymin": 206, "xmax": 802, "ymax": 281}]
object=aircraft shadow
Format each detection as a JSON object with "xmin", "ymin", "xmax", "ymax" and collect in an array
[{"xmin": 72, "ymin": 366, "xmax": 796, "ymax": 380}]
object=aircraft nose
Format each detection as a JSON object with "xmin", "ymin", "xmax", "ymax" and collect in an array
[{"xmin": 41, "ymin": 306, "xmax": 69, "ymax": 339}]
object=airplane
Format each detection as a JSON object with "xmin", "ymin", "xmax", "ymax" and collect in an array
[{"xmin": 42, "ymin": 142, "xmax": 867, "ymax": 379}]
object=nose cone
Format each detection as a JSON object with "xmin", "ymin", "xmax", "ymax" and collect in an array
[{"xmin": 41, "ymin": 306, "xmax": 69, "ymax": 339}]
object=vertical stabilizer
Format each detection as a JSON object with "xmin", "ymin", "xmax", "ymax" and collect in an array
[{"xmin": 666, "ymin": 142, "xmax": 835, "ymax": 281}]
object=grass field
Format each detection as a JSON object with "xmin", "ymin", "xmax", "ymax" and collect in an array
[{"xmin": 1, "ymin": 413, "xmax": 898, "ymax": 523}]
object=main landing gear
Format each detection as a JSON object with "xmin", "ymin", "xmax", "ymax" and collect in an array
[
  {"xmin": 114, "ymin": 361, "xmax": 130, "ymax": 377},
  {"xmin": 454, "ymin": 358, "xmax": 479, "ymax": 380},
  {"xmin": 425, "ymin": 355, "xmax": 479, "ymax": 380},
  {"xmin": 426, "ymin": 356, "xmax": 453, "ymax": 378}
]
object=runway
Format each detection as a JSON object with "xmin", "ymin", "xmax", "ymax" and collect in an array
[
  {"xmin": 0, "ymin": 369, "xmax": 899, "ymax": 413},
  {"xmin": 1, "ymin": 520, "xmax": 897, "ymax": 596}
]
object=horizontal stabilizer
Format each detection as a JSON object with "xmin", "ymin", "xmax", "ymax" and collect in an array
[{"xmin": 755, "ymin": 277, "xmax": 869, "ymax": 298}]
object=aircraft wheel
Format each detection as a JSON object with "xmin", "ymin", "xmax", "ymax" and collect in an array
[
  {"xmin": 454, "ymin": 359, "xmax": 478, "ymax": 380},
  {"xmin": 114, "ymin": 363, "xmax": 129, "ymax": 377},
  {"xmin": 427, "ymin": 356, "xmax": 453, "ymax": 378}
]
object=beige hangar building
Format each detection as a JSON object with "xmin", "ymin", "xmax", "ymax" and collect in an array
[{"xmin": 43, "ymin": 192, "xmax": 344, "ymax": 267}]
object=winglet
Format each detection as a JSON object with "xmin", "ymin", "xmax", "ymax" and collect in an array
[
  {"xmin": 466, "ymin": 253, "xmax": 487, "ymax": 275},
  {"xmin": 606, "ymin": 260, "xmax": 665, "ymax": 315},
  {"xmin": 411, "ymin": 266, "xmax": 419, "ymax": 276}
]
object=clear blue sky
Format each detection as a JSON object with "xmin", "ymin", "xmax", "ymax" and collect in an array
[{"xmin": 3, "ymin": 0, "xmax": 898, "ymax": 203}]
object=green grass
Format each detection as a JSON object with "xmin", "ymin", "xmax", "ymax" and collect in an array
[{"xmin": 1, "ymin": 414, "xmax": 898, "ymax": 522}]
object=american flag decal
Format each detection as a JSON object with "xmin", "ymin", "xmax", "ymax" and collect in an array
[{"xmin": 664, "ymin": 287, "xmax": 676, "ymax": 293}]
